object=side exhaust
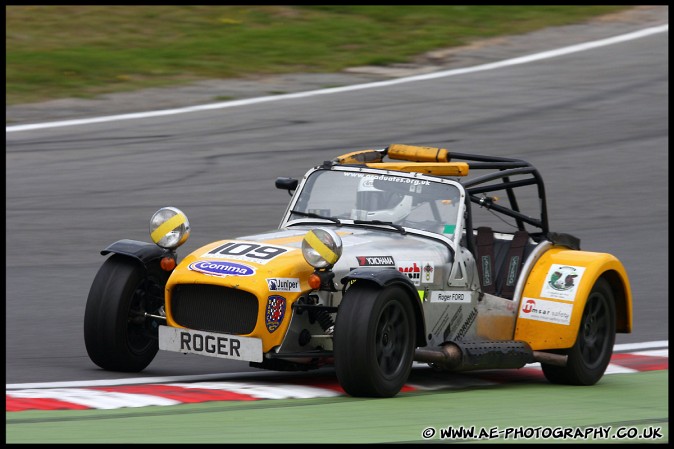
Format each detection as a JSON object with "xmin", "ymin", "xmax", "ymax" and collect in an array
[{"xmin": 414, "ymin": 340, "xmax": 567, "ymax": 371}]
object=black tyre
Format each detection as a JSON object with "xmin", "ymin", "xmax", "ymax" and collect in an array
[
  {"xmin": 84, "ymin": 254, "xmax": 166, "ymax": 372},
  {"xmin": 334, "ymin": 283, "xmax": 416, "ymax": 397},
  {"xmin": 542, "ymin": 278, "xmax": 616, "ymax": 385}
]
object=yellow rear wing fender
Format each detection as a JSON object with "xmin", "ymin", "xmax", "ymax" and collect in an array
[{"xmin": 514, "ymin": 247, "xmax": 632, "ymax": 351}]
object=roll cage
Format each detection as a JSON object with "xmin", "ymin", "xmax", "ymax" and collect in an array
[
  {"xmin": 277, "ymin": 144, "xmax": 575, "ymax": 263},
  {"xmin": 443, "ymin": 151, "xmax": 551, "ymax": 259}
]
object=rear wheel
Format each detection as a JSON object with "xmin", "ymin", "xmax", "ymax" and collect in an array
[
  {"xmin": 542, "ymin": 278, "xmax": 616, "ymax": 385},
  {"xmin": 334, "ymin": 283, "xmax": 416, "ymax": 397},
  {"xmin": 84, "ymin": 254, "xmax": 166, "ymax": 372}
]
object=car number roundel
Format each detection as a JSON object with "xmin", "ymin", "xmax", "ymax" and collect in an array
[{"xmin": 204, "ymin": 241, "xmax": 293, "ymax": 265}]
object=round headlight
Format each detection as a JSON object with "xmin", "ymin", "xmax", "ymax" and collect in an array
[
  {"xmin": 149, "ymin": 207, "xmax": 190, "ymax": 249},
  {"xmin": 302, "ymin": 228, "xmax": 342, "ymax": 268}
]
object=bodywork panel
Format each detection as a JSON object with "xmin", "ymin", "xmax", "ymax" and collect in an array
[
  {"xmin": 164, "ymin": 227, "xmax": 453, "ymax": 354},
  {"xmin": 514, "ymin": 246, "xmax": 632, "ymax": 350}
]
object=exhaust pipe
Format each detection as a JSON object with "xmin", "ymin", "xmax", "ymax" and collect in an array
[
  {"xmin": 415, "ymin": 340, "xmax": 567, "ymax": 371},
  {"xmin": 415, "ymin": 343, "xmax": 464, "ymax": 369},
  {"xmin": 532, "ymin": 350, "xmax": 567, "ymax": 367}
]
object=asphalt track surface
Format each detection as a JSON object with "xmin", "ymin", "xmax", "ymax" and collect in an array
[{"xmin": 5, "ymin": 18, "xmax": 668, "ymax": 387}]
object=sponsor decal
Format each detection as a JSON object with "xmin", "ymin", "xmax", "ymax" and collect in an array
[
  {"xmin": 398, "ymin": 261, "xmax": 435, "ymax": 286},
  {"xmin": 343, "ymin": 172, "xmax": 431, "ymax": 186},
  {"xmin": 481, "ymin": 256, "xmax": 492, "ymax": 286},
  {"xmin": 266, "ymin": 278, "xmax": 301, "ymax": 292},
  {"xmin": 519, "ymin": 297, "xmax": 573, "ymax": 325},
  {"xmin": 442, "ymin": 224, "xmax": 456, "ymax": 235},
  {"xmin": 205, "ymin": 241, "xmax": 293, "ymax": 265},
  {"xmin": 444, "ymin": 306, "xmax": 466, "ymax": 341},
  {"xmin": 423, "ymin": 262, "xmax": 435, "ymax": 283},
  {"xmin": 540, "ymin": 265, "xmax": 586, "ymax": 301},
  {"xmin": 188, "ymin": 261, "xmax": 255, "ymax": 277},
  {"xmin": 430, "ymin": 290, "xmax": 471, "ymax": 303},
  {"xmin": 455, "ymin": 308, "xmax": 478, "ymax": 341},
  {"xmin": 356, "ymin": 256, "xmax": 395, "ymax": 266},
  {"xmin": 506, "ymin": 256, "xmax": 520, "ymax": 287},
  {"xmin": 398, "ymin": 261, "xmax": 422, "ymax": 285},
  {"xmin": 449, "ymin": 307, "xmax": 464, "ymax": 337},
  {"xmin": 522, "ymin": 298, "xmax": 536, "ymax": 313},
  {"xmin": 265, "ymin": 295, "xmax": 286, "ymax": 333}
]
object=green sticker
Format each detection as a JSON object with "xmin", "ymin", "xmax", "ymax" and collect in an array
[{"xmin": 443, "ymin": 224, "xmax": 456, "ymax": 234}]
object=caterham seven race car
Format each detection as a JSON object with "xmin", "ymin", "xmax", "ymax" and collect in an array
[{"xmin": 84, "ymin": 144, "xmax": 633, "ymax": 397}]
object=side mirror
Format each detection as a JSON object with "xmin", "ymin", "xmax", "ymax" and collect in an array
[{"xmin": 275, "ymin": 177, "xmax": 298, "ymax": 195}]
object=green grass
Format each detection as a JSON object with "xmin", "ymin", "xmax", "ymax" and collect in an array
[
  {"xmin": 6, "ymin": 6, "xmax": 631, "ymax": 105},
  {"xmin": 6, "ymin": 371, "xmax": 668, "ymax": 443}
]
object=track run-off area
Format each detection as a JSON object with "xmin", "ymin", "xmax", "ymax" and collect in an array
[{"xmin": 6, "ymin": 341, "xmax": 668, "ymax": 443}]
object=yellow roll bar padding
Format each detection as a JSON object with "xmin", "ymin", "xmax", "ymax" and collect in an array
[
  {"xmin": 151, "ymin": 212, "xmax": 187, "ymax": 244},
  {"xmin": 334, "ymin": 149, "xmax": 383, "ymax": 165},
  {"xmin": 304, "ymin": 230, "xmax": 339, "ymax": 265},
  {"xmin": 388, "ymin": 144, "xmax": 449, "ymax": 162},
  {"xmin": 365, "ymin": 162, "xmax": 469, "ymax": 176}
]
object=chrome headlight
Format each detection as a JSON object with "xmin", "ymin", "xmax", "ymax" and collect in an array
[
  {"xmin": 302, "ymin": 228, "xmax": 342, "ymax": 268},
  {"xmin": 149, "ymin": 207, "xmax": 190, "ymax": 249}
]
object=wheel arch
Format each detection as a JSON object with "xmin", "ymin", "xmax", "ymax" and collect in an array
[
  {"xmin": 341, "ymin": 269, "xmax": 427, "ymax": 347},
  {"xmin": 84, "ymin": 249, "xmax": 166, "ymax": 372},
  {"xmin": 601, "ymin": 269, "xmax": 632, "ymax": 334},
  {"xmin": 514, "ymin": 247, "xmax": 632, "ymax": 350},
  {"xmin": 101, "ymin": 239, "xmax": 173, "ymax": 267}
]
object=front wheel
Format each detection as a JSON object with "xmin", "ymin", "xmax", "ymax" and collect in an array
[
  {"xmin": 334, "ymin": 283, "xmax": 416, "ymax": 397},
  {"xmin": 84, "ymin": 254, "xmax": 166, "ymax": 372},
  {"xmin": 542, "ymin": 277, "xmax": 616, "ymax": 385}
]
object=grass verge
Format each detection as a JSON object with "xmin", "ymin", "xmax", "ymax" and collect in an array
[{"xmin": 7, "ymin": 6, "xmax": 630, "ymax": 105}]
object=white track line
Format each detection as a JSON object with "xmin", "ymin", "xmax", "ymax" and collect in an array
[
  {"xmin": 614, "ymin": 340, "xmax": 669, "ymax": 352},
  {"xmin": 6, "ymin": 24, "xmax": 667, "ymax": 134}
]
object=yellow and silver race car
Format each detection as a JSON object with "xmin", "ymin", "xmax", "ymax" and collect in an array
[{"xmin": 84, "ymin": 144, "xmax": 632, "ymax": 397}]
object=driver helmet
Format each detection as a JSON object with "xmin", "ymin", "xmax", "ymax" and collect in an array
[{"xmin": 350, "ymin": 177, "xmax": 413, "ymax": 223}]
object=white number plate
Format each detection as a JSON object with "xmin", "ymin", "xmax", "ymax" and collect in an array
[{"xmin": 158, "ymin": 325, "xmax": 263, "ymax": 362}]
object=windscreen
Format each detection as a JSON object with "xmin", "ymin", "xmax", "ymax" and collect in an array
[{"xmin": 290, "ymin": 170, "xmax": 462, "ymax": 238}]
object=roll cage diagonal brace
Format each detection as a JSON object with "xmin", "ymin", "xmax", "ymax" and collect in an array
[
  {"xmin": 463, "ymin": 166, "xmax": 548, "ymax": 231},
  {"xmin": 445, "ymin": 152, "xmax": 550, "ymax": 260},
  {"xmin": 449, "ymin": 152, "xmax": 549, "ymax": 233}
]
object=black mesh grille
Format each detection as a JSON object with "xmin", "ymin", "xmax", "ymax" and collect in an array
[{"xmin": 170, "ymin": 284, "xmax": 258, "ymax": 334}]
